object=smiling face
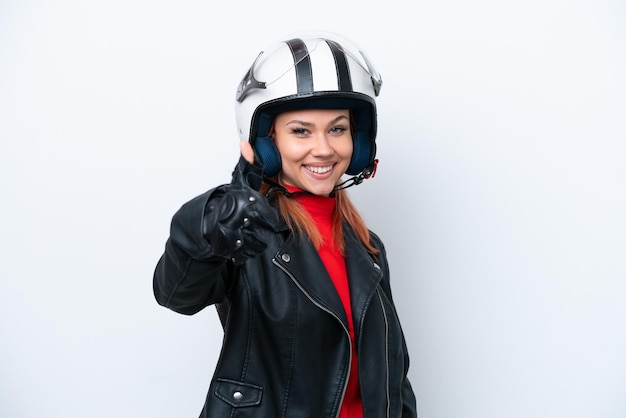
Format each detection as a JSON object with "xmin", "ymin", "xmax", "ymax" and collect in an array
[{"xmin": 272, "ymin": 109, "xmax": 353, "ymax": 196}]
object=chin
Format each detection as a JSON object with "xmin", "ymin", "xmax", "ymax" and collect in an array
[{"xmin": 303, "ymin": 184, "xmax": 333, "ymax": 196}]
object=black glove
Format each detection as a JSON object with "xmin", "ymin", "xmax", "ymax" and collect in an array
[{"xmin": 202, "ymin": 155, "xmax": 279, "ymax": 264}]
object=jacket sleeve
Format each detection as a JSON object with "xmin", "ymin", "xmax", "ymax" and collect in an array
[
  {"xmin": 153, "ymin": 187, "xmax": 234, "ymax": 315},
  {"xmin": 371, "ymin": 232, "xmax": 419, "ymax": 417}
]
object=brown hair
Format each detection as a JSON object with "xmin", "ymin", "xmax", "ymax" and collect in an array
[{"xmin": 261, "ymin": 182, "xmax": 379, "ymax": 256}]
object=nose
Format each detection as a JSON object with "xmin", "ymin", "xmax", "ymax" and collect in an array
[{"xmin": 311, "ymin": 134, "xmax": 334, "ymax": 157}]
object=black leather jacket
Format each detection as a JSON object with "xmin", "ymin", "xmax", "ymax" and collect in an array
[{"xmin": 153, "ymin": 187, "xmax": 418, "ymax": 417}]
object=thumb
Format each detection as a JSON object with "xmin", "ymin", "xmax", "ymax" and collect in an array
[{"xmin": 240, "ymin": 141, "xmax": 255, "ymax": 164}]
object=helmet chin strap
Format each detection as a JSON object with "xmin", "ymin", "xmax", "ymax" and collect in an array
[
  {"xmin": 331, "ymin": 159, "xmax": 378, "ymax": 195},
  {"xmin": 263, "ymin": 159, "xmax": 378, "ymax": 198}
]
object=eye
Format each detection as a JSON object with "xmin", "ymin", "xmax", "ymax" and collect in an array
[
  {"xmin": 329, "ymin": 126, "xmax": 349, "ymax": 135},
  {"xmin": 291, "ymin": 127, "xmax": 309, "ymax": 136}
]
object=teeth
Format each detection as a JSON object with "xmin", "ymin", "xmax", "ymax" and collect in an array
[{"xmin": 305, "ymin": 165, "xmax": 332, "ymax": 174}]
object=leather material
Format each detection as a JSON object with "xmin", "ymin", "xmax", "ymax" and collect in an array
[
  {"xmin": 153, "ymin": 204, "xmax": 417, "ymax": 417},
  {"xmin": 202, "ymin": 156, "xmax": 279, "ymax": 264},
  {"xmin": 167, "ymin": 156, "xmax": 279, "ymax": 265}
]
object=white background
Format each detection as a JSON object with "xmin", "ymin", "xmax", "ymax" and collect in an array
[{"xmin": 1, "ymin": 0, "xmax": 625, "ymax": 417}]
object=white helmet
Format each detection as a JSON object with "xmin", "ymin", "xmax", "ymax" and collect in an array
[{"xmin": 234, "ymin": 31, "xmax": 382, "ymax": 177}]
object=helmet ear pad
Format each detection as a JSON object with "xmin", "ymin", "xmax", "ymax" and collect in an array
[
  {"xmin": 346, "ymin": 131, "xmax": 374, "ymax": 175},
  {"xmin": 254, "ymin": 135, "xmax": 282, "ymax": 177},
  {"xmin": 251, "ymin": 111, "xmax": 282, "ymax": 177},
  {"xmin": 346, "ymin": 101, "xmax": 376, "ymax": 175}
]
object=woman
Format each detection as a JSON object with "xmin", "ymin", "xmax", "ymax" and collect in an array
[{"xmin": 153, "ymin": 31, "xmax": 417, "ymax": 417}]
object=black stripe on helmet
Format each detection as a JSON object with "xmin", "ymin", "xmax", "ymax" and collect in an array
[
  {"xmin": 285, "ymin": 38, "xmax": 313, "ymax": 94},
  {"xmin": 325, "ymin": 39, "xmax": 352, "ymax": 92}
]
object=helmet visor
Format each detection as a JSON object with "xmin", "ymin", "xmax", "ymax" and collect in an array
[{"xmin": 236, "ymin": 32, "xmax": 382, "ymax": 102}]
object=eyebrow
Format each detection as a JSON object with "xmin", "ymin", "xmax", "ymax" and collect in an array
[{"xmin": 284, "ymin": 115, "xmax": 349, "ymax": 127}]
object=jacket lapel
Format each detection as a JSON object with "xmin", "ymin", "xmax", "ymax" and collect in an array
[
  {"xmin": 344, "ymin": 227, "xmax": 384, "ymax": 343},
  {"xmin": 273, "ymin": 235, "xmax": 349, "ymax": 330}
]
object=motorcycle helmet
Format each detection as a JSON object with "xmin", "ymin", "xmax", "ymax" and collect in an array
[{"xmin": 234, "ymin": 31, "xmax": 382, "ymax": 177}]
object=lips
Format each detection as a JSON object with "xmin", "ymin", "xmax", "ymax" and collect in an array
[{"xmin": 304, "ymin": 164, "xmax": 333, "ymax": 174}]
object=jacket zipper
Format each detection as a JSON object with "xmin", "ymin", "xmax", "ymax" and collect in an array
[
  {"xmin": 376, "ymin": 288, "xmax": 391, "ymax": 418},
  {"xmin": 273, "ymin": 258, "xmax": 352, "ymax": 418}
]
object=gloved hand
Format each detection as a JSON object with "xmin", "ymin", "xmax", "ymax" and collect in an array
[{"xmin": 202, "ymin": 154, "xmax": 279, "ymax": 265}]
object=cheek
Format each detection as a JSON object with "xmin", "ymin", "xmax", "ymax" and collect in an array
[
  {"xmin": 276, "ymin": 141, "xmax": 302, "ymax": 164},
  {"xmin": 338, "ymin": 138, "xmax": 354, "ymax": 160}
]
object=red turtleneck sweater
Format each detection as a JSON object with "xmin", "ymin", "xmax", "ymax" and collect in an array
[{"xmin": 291, "ymin": 187, "xmax": 364, "ymax": 418}]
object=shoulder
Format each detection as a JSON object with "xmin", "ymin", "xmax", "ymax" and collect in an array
[{"xmin": 367, "ymin": 229, "xmax": 387, "ymax": 253}]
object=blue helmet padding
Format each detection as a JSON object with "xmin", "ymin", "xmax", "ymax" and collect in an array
[
  {"xmin": 254, "ymin": 111, "xmax": 282, "ymax": 176},
  {"xmin": 255, "ymin": 135, "xmax": 282, "ymax": 177},
  {"xmin": 345, "ymin": 99, "xmax": 374, "ymax": 175},
  {"xmin": 346, "ymin": 131, "xmax": 373, "ymax": 175}
]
